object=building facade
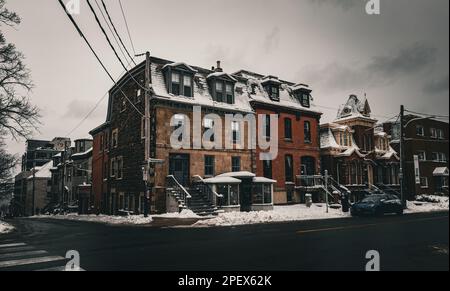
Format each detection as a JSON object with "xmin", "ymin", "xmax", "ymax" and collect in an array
[
  {"xmin": 320, "ymin": 95, "xmax": 400, "ymax": 201},
  {"xmin": 387, "ymin": 115, "xmax": 449, "ymax": 199}
]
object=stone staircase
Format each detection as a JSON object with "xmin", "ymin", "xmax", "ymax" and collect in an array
[{"xmin": 186, "ymin": 187, "xmax": 220, "ymax": 217}]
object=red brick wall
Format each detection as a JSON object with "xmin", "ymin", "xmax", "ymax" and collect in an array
[{"xmin": 91, "ymin": 130, "xmax": 108, "ymax": 211}]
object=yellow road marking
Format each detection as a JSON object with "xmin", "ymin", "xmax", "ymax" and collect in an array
[{"xmin": 297, "ymin": 215, "xmax": 449, "ymax": 235}]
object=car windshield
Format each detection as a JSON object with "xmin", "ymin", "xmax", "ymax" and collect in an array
[{"xmin": 361, "ymin": 195, "xmax": 386, "ymax": 203}]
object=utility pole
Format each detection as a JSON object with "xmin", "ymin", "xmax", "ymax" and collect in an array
[
  {"xmin": 32, "ymin": 160, "xmax": 36, "ymax": 216},
  {"xmin": 325, "ymin": 170, "xmax": 329, "ymax": 213},
  {"xmin": 399, "ymin": 105, "xmax": 406, "ymax": 208},
  {"xmin": 143, "ymin": 51, "xmax": 151, "ymax": 218}
]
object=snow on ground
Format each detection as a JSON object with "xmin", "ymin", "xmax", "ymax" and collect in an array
[
  {"xmin": 406, "ymin": 195, "xmax": 449, "ymax": 214},
  {"xmin": 0, "ymin": 221, "xmax": 14, "ymax": 234},
  {"xmin": 194, "ymin": 204, "xmax": 350, "ymax": 227},
  {"xmin": 33, "ymin": 210, "xmax": 200, "ymax": 226}
]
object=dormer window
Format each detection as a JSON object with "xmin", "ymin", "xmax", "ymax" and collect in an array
[
  {"xmin": 270, "ymin": 86, "xmax": 279, "ymax": 100},
  {"xmin": 215, "ymin": 81, "xmax": 223, "ymax": 102},
  {"xmin": 226, "ymin": 84, "xmax": 234, "ymax": 104},
  {"xmin": 212, "ymin": 80, "xmax": 235, "ymax": 104},
  {"xmin": 300, "ymin": 93, "xmax": 310, "ymax": 108},
  {"xmin": 163, "ymin": 62, "xmax": 197, "ymax": 98}
]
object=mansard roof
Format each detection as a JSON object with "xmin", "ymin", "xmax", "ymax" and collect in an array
[{"xmin": 335, "ymin": 94, "xmax": 376, "ymax": 122}]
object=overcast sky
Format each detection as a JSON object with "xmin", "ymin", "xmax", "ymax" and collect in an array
[{"xmin": 3, "ymin": 0, "xmax": 449, "ymax": 165}]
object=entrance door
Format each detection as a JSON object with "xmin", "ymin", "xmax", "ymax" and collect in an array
[
  {"xmin": 301, "ymin": 157, "xmax": 316, "ymax": 175},
  {"xmin": 240, "ymin": 178, "xmax": 253, "ymax": 212},
  {"xmin": 169, "ymin": 154, "xmax": 190, "ymax": 186}
]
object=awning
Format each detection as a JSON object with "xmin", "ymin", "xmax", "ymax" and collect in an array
[
  {"xmin": 217, "ymin": 171, "xmax": 256, "ymax": 179},
  {"xmin": 433, "ymin": 167, "xmax": 449, "ymax": 177},
  {"xmin": 203, "ymin": 177, "xmax": 242, "ymax": 184},
  {"xmin": 253, "ymin": 177, "xmax": 277, "ymax": 184}
]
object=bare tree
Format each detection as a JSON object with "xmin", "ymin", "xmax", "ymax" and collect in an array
[
  {"xmin": 0, "ymin": 140, "xmax": 16, "ymax": 197},
  {"xmin": 0, "ymin": 0, "xmax": 40, "ymax": 140}
]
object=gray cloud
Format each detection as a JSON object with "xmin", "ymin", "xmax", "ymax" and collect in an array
[
  {"xmin": 301, "ymin": 42, "xmax": 438, "ymax": 92},
  {"xmin": 423, "ymin": 75, "xmax": 449, "ymax": 94},
  {"xmin": 367, "ymin": 43, "xmax": 437, "ymax": 77},
  {"xmin": 263, "ymin": 27, "xmax": 280, "ymax": 54},
  {"xmin": 63, "ymin": 100, "xmax": 104, "ymax": 120}
]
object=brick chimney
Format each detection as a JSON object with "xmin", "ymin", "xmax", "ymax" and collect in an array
[{"xmin": 215, "ymin": 61, "xmax": 223, "ymax": 72}]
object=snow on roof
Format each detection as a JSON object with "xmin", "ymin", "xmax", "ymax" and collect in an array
[
  {"xmin": 253, "ymin": 177, "xmax": 277, "ymax": 184},
  {"xmin": 338, "ymin": 146, "xmax": 366, "ymax": 158},
  {"xmin": 151, "ymin": 63, "xmax": 253, "ymax": 113},
  {"xmin": 54, "ymin": 153, "xmax": 62, "ymax": 158},
  {"xmin": 162, "ymin": 62, "xmax": 198, "ymax": 73},
  {"xmin": 379, "ymin": 146, "xmax": 399, "ymax": 160},
  {"xmin": 291, "ymin": 84, "xmax": 312, "ymax": 91},
  {"xmin": 217, "ymin": 171, "xmax": 256, "ymax": 178},
  {"xmin": 261, "ymin": 75, "xmax": 282, "ymax": 84},
  {"xmin": 320, "ymin": 129, "xmax": 340, "ymax": 149},
  {"xmin": 433, "ymin": 167, "xmax": 449, "ymax": 177},
  {"xmin": 206, "ymin": 72, "xmax": 237, "ymax": 82},
  {"xmin": 203, "ymin": 177, "xmax": 242, "ymax": 184},
  {"xmin": 28, "ymin": 161, "xmax": 53, "ymax": 179},
  {"xmin": 246, "ymin": 78, "xmax": 322, "ymax": 115},
  {"xmin": 71, "ymin": 147, "xmax": 92, "ymax": 158}
]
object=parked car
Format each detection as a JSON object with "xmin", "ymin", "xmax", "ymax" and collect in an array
[{"xmin": 351, "ymin": 194, "xmax": 403, "ymax": 217}]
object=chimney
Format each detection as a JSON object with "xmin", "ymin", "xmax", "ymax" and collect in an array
[{"xmin": 215, "ymin": 61, "xmax": 223, "ymax": 72}]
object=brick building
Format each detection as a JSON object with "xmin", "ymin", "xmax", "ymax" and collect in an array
[
  {"xmin": 90, "ymin": 56, "xmax": 321, "ymax": 215},
  {"xmin": 386, "ymin": 115, "xmax": 449, "ymax": 199}
]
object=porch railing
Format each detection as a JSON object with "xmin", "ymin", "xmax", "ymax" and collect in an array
[
  {"xmin": 166, "ymin": 175, "xmax": 192, "ymax": 209},
  {"xmin": 295, "ymin": 175, "xmax": 324, "ymax": 188},
  {"xmin": 192, "ymin": 175, "xmax": 223, "ymax": 207}
]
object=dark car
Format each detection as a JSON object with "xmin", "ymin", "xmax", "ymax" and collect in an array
[{"xmin": 351, "ymin": 194, "xmax": 403, "ymax": 217}]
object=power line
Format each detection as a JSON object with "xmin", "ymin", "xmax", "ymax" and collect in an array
[
  {"xmin": 404, "ymin": 109, "xmax": 449, "ymax": 119},
  {"xmin": 118, "ymin": 0, "xmax": 137, "ymax": 56},
  {"xmin": 100, "ymin": 0, "xmax": 136, "ymax": 65},
  {"xmin": 93, "ymin": 0, "xmax": 133, "ymax": 67},
  {"xmin": 86, "ymin": 0, "xmax": 148, "ymax": 93},
  {"xmin": 57, "ymin": 0, "xmax": 143, "ymax": 117}
]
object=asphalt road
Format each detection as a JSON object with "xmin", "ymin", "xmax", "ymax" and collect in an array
[{"xmin": 1, "ymin": 211, "xmax": 448, "ymax": 271}]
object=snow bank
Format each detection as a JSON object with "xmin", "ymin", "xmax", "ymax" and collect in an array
[
  {"xmin": 0, "ymin": 221, "xmax": 14, "ymax": 234},
  {"xmin": 194, "ymin": 204, "xmax": 350, "ymax": 227},
  {"xmin": 34, "ymin": 214, "xmax": 153, "ymax": 225},
  {"xmin": 33, "ymin": 210, "xmax": 200, "ymax": 226},
  {"xmin": 406, "ymin": 195, "xmax": 449, "ymax": 214}
]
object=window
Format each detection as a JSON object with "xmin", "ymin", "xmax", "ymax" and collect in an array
[
  {"xmin": 124, "ymin": 193, "xmax": 130, "ymax": 210},
  {"xmin": 117, "ymin": 156, "xmax": 123, "ymax": 180},
  {"xmin": 304, "ymin": 121, "xmax": 312, "ymax": 143},
  {"xmin": 264, "ymin": 115, "xmax": 271, "ymax": 138},
  {"xmin": 171, "ymin": 72, "xmax": 180, "ymax": 95},
  {"xmin": 205, "ymin": 156, "xmax": 215, "ymax": 177},
  {"xmin": 263, "ymin": 160, "xmax": 272, "ymax": 179},
  {"xmin": 110, "ymin": 158, "xmax": 116, "ymax": 177},
  {"xmin": 268, "ymin": 86, "xmax": 279, "ymax": 100},
  {"xmin": 112, "ymin": 129, "xmax": 119, "ymax": 148},
  {"xmin": 104, "ymin": 132, "xmax": 109, "ymax": 151},
  {"xmin": 432, "ymin": 152, "xmax": 439, "ymax": 162},
  {"xmin": 252, "ymin": 184, "xmax": 272, "ymax": 204},
  {"xmin": 136, "ymin": 89, "xmax": 142, "ymax": 103},
  {"xmin": 284, "ymin": 118, "xmax": 292, "ymax": 140},
  {"xmin": 119, "ymin": 193, "xmax": 124, "ymax": 210},
  {"xmin": 300, "ymin": 93, "xmax": 310, "ymax": 108},
  {"xmin": 103, "ymin": 160, "xmax": 108, "ymax": 179},
  {"xmin": 183, "ymin": 75, "xmax": 193, "ymax": 97},
  {"xmin": 416, "ymin": 125, "xmax": 425, "ymax": 136},
  {"xmin": 226, "ymin": 84, "xmax": 234, "ymax": 104},
  {"xmin": 430, "ymin": 128, "xmax": 437, "ymax": 139},
  {"xmin": 217, "ymin": 184, "xmax": 240, "ymax": 206},
  {"xmin": 99, "ymin": 135, "xmax": 104, "ymax": 152},
  {"xmin": 437, "ymin": 129, "xmax": 445, "ymax": 140},
  {"xmin": 420, "ymin": 177, "xmax": 428, "ymax": 188},
  {"xmin": 232, "ymin": 157, "xmax": 241, "ymax": 172},
  {"xmin": 120, "ymin": 98, "xmax": 127, "ymax": 112},
  {"xmin": 232, "ymin": 121, "xmax": 240, "ymax": 144},
  {"xmin": 215, "ymin": 82, "xmax": 223, "ymax": 102},
  {"xmin": 285, "ymin": 155, "xmax": 294, "ymax": 182},
  {"xmin": 417, "ymin": 151, "xmax": 426, "ymax": 161}
]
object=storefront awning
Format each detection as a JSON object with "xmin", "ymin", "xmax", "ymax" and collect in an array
[
  {"xmin": 433, "ymin": 167, "xmax": 449, "ymax": 177},
  {"xmin": 203, "ymin": 177, "xmax": 242, "ymax": 184},
  {"xmin": 218, "ymin": 171, "xmax": 256, "ymax": 179},
  {"xmin": 253, "ymin": 177, "xmax": 277, "ymax": 184}
]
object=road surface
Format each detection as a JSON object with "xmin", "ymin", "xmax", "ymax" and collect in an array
[{"xmin": 0, "ymin": 211, "xmax": 448, "ymax": 271}]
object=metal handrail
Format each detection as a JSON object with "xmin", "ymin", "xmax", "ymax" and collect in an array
[
  {"xmin": 166, "ymin": 175, "xmax": 192, "ymax": 199},
  {"xmin": 192, "ymin": 175, "xmax": 223, "ymax": 198}
]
